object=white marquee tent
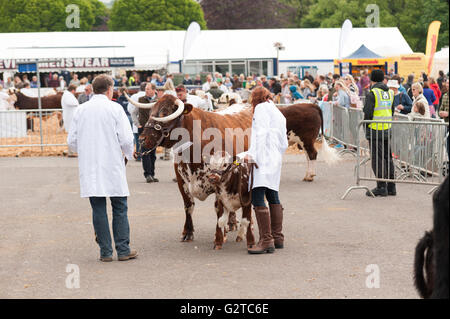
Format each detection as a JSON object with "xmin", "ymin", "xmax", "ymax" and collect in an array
[{"xmin": 0, "ymin": 27, "xmax": 413, "ymax": 77}]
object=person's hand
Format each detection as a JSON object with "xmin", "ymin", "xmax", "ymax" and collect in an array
[
  {"xmin": 133, "ymin": 151, "xmax": 138, "ymax": 159},
  {"xmin": 397, "ymin": 104, "xmax": 404, "ymax": 110},
  {"xmin": 439, "ymin": 111, "xmax": 449, "ymax": 118}
]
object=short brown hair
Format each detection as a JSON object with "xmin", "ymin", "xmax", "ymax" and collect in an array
[
  {"xmin": 68, "ymin": 84, "xmax": 77, "ymax": 92},
  {"xmin": 92, "ymin": 74, "xmax": 114, "ymax": 94}
]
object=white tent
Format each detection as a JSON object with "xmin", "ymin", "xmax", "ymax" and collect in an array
[
  {"xmin": 430, "ymin": 47, "xmax": 449, "ymax": 78},
  {"xmin": 0, "ymin": 27, "xmax": 413, "ymax": 76}
]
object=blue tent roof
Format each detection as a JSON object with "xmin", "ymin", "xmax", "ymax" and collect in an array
[{"xmin": 345, "ymin": 45, "xmax": 382, "ymax": 59}]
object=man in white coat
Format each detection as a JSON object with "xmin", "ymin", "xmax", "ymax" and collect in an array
[
  {"xmin": 67, "ymin": 74, "xmax": 137, "ymax": 262},
  {"xmin": 61, "ymin": 84, "xmax": 79, "ymax": 156}
]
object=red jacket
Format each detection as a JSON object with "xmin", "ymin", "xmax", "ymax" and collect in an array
[{"xmin": 430, "ymin": 83, "xmax": 441, "ymax": 105}]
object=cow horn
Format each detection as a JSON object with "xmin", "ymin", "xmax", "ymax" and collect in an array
[
  {"xmin": 151, "ymin": 99, "xmax": 185, "ymax": 123},
  {"xmin": 124, "ymin": 92, "xmax": 156, "ymax": 109}
]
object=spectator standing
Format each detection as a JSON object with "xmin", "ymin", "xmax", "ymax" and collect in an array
[
  {"xmin": 232, "ymin": 74, "xmax": 242, "ymax": 90},
  {"xmin": 4, "ymin": 77, "xmax": 13, "ymax": 89},
  {"xmin": 260, "ymin": 75, "xmax": 270, "ymax": 89},
  {"xmin": 183, "ymin": 74, "xmax": 193, "ymax": 85},
  {"xmin": 438, "ymin": 79, "xmax": 449, "ymax": 158},
  {"xmin": 422, "ymin": 82, "xmax": 437, "ymax": 117},
  {"xmin": 269, "ymin": 77, "xmax": 282, "ymax": 96},
  {"xmin": 411, "ymin": 82, "xmax": 431, "ymax": 119},
  {"xmin": 70, "ymin": 74, "xmax": 80, "ymax": 87},
  {"xmin": 30, "ymin": 76, "xmax": 39, "ymax": 88},
  {"xmin": 359, "ymin": 70, "xmax": 371, "ymax": 97},
  {"xmin": 202, "ymin": 74, "xmax": 213, "ymax": 92},
  {"xmin": 437, "ymin": 70, "xmax": 447, "ymax": 91},
  {"xmin": 332, "ymin": 80, "xmax": 351, "ymax": 108},
  {"xmin": 116, "ymin": 87, "xmax": 132, "ymax": 127},
  {"xmin": 224, "ymin": 77, "xmax": 233, "ymax": 91},
  {"xmin": 429, "ymin": 77, "xmax": 442, "ymax": 112},
  {"xmin": 303, "ymin": 71, "xmax": 314, "ymax": 83},
  {"xmin": 280, "ymin": 78, "xmax": 291, "ymax": 104},
  {"xmin": 193, "ymin": 74, "xmax": 202, "ymax": 86},
  {"xmin": 61, "ymin": 84, "xmax": 79, "ymax": 157},
  {"xmin": 78, "ymin": 84, "xmax": 93, "ymax": 104},
  {"xmin": 67, "ymin": 74, "xmax": 136, "ymax": 262},
  {"xmin": 128, "ymin": 82, "xmax": 147, "ymax": 161},
  {"xmin": 138, "ymin": 83, "xmax": 159, "ymax": 183},
  {"xmin": 388, "ymin": 80, "xmax": 413, "ymax": 115},
  {"xmin": 14, "ymin": 75, "xmax": 23, "ymax": 88}
]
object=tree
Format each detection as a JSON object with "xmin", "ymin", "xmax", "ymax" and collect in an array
[
  {"xmin": 201, "ymin": 0, "xmax": 297, "ymax": 29},
  {"xmin": 108, "ymin": 0, "xmax": 207, "ymax": 31},
  {"xmin": 300, "ymin": 0, "xmax": 449, "ymax": 53},
  {"xmin": 0, "ymin": 0, "xmax": 108, "ymax": 32}
]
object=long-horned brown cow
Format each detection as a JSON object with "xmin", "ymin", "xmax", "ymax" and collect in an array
[
  {"xmin": 127, "ymin": 94, "xmax": 256, "ymax": 248},
  {"xmin": 128, "ymin": 94, "xmax": 337, "ymax": 247}
]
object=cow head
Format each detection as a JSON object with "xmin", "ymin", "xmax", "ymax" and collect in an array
[
  {"xmin": 206, "ymin": 151, "xmax": 236, "ymax": 185},
  {"xmin": 216, "ymin": 92, "xmax": 243, "ymax": 108},
  {"xmin": 126, "ymin": 93, "xmax": 193, "ymax": 151}
]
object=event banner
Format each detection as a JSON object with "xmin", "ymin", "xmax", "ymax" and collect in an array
[
  {"xmin": 425, "ymin": 20, "xmax": 441, "ymax": 75},
  {"xmin": 0, "ymin": 57, "xmax": 134, "ymax": 70}
]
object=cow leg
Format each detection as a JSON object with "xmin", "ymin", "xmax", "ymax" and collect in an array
[
  {"xmin": 303, "ymin": 140, "xmax": 318, "ymax": 182},
  {"xmin": 240, "ymin": 205, "xmax": 255, "ymax": 248},
  {"xmin": 214, "ymin": 199, "xmax": 226, "ymax": 250},
  {"xmin": 176, "ymin": 167, "xmax": 195, "ymax": 242}
]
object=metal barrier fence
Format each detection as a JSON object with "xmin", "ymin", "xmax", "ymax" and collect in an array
[
  {"xmin": 0, "ymin": 109, "xmax": 66, "ymax": 155},
  {"xmin": 341, "ymin": 119, "xmax": 449, "ymax": 199}
]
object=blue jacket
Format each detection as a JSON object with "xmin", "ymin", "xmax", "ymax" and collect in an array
[
  {"xmin": 423, "ymin": 88, "xmax": 436, "ymax": 105},
  {"xmin": 393, "ymin": 92, "xmax": 413, "ymax": 114}
]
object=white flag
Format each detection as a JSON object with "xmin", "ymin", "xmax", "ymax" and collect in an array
[
  {"xmin": 183, "ymin": 22, "xmax": 201, "ymax": 63},
  {"xmin": 339, "ymin": 19, "xmax": 353, "ymax": 59}
]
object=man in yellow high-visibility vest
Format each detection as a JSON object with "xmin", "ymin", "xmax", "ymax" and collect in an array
[{"xmin": 363, "ymin": 69, "xmax": 396, "ymax": 197}]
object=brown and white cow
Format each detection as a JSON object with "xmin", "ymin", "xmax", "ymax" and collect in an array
[
  {"xmin": 127, "ymin": 94, "xmax": 254, "ymax": 246},
  {"xmin": 206, "ymin": 152, "xmax": 255, "ymax": 249},
  {"xmin": 278, "ymin": 103, "xmax": 339, "ymax": 181}
]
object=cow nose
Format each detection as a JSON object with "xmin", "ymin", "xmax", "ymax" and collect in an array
[{"xmin": 207, "ymin": 174, "xmax": 220, "ymax": 184}]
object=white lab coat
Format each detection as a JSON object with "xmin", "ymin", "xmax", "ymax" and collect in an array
[
  {"xmin": 67, "ymin": 94, "xmax": 134, "ymax": 198},
  {"xmin": 61, "ymin": 90, "xmax": 79, "ymax": 133},
  {"xmin": 128, "ymin": 91, "xmax": 145, "ymax": 134},
  {"xmin": 242, "ymin": 101, "xmax": 288, "ymax": 191},
  {"xmin": 0, "ymin": 91, "xmax": 14, "ymax": 110},
  {"xmin": 187, "ymin": 94, "xmax": 212, "ymax": 111}
]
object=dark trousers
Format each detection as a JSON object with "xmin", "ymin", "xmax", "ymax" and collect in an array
[
  {"xmin": 368, "ymin": 133, "xmax": 395, "ymax": 188},
  {"xmin": 89, "ymin": 197, "xmax": 130, "ymax": 258},
  {"xmin": 252, "ymin": 187, "xmax": 281, "ymax": 207},
  {"xmin": 138, "ymin": 127, "xmax": 156, "ymax": 177}
]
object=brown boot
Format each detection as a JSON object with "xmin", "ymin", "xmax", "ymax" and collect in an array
[
  {"xmin": 248, "ymin": 206, "xmax": 275, "ymax": 254},
  {"xmin": 269, "ymin": 204, "xmax": 284, "ymax": 249}
]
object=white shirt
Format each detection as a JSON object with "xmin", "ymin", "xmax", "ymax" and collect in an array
[
  {"xmin": 202, "ymin": 81, "xmax": 211, "ymax": 92},
  {"xmin": 67, "ymin": 94, "xmax": 134, "ymax": 198},
  {"xmin": 241, "ymin": 101, "xmax": 288, "ymax": 191},
  {"xmin": 128, "ymin": 91, "xmax": 145, "ymax": 134},
  {"xmin": 0, "ymin": 91, "xmax": 14, "ymax": 110},
  {"xmin": 61, "ymin": 90, "xmax": 79, "ymax": 133},
  {"xmin": 187, "ymin": 94, "xmax": 212, "ymax": 111}
]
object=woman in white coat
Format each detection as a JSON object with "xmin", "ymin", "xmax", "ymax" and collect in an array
[{"xmin": 243, "ymin": 87, "xmax": 288, "ymax": 254}]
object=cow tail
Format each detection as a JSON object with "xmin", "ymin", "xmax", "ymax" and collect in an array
[
  {"xmin": 414, "ymin": 231, "xmax": 434, "ymax": 299},
  {"xmin": 317, "ymin": 104, "xmax": 339, "ymax": 165}
]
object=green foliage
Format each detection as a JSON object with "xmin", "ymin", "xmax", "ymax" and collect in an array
[
  {"xmin": 299, "ymin": 0, "xmax": 449, "ymax": 53},
  {"xmin": 0, "ymin": 0, "xmax": 108, "ymax": 32},
  {"xmin": 108, "ymin": 0, "xmax": 207, "ymax": 31}
]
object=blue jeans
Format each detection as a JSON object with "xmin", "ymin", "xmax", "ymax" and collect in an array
[
  {"xmin": 251, "ymin": 187, "xmax": 280, "ymax": 207},
  {"xmin": 89, "ymin": 197, "xmax": 130, "ymax": 258},
  {"xmin": 133, "ymin": 133, "xmax": 141, "ymax": 159}
]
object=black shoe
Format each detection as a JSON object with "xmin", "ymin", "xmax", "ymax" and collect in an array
[
  {"xmin": 172, "ymin": 177, "xmax": 178, "ymax": 183},
  {"xmin": 146, "ymin": 176, "xmax": 154, "ymax": 183},
  {"xmin": 366, "ymin": 187, "xmax": 388, "ymax": 197},
  {"xmin": 387, "ymin": 183, "xmax": 397, "ymax": 196},
  {"xmin": 151, "ymin": 176, "xmax": 159, "ymax": 182}
]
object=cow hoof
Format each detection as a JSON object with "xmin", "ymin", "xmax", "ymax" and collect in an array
[
  {"xmin": 223, "ymin": 235, "xmax": 227, "ymax": 243},
  {"xmin": 236, "ymin": 236, "xmax": 243, "ymax": 242},
  {"xmin": 303, "ymin": 177, "xmax": 314, "ymax": 182},
  {"xmin": 214, "ymin": 244, "xmax": 222, "ymax": 250},
  {"xmin": 181, "ymin": 233, "xmax": 194, "ymax": 242}
]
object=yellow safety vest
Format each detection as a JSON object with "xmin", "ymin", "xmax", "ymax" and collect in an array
[{"xmin": 369, "ymin": 88, "xmax": 394, "ymax": 130}]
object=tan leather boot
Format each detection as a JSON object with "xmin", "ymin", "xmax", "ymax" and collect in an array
[
  {"xmin": 269, "ymin": 204, "xmax": 284, "ymax": 249},
  {"xmin": 248, "ymin": 206, "xmax": 275, "ymax": 254}
]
